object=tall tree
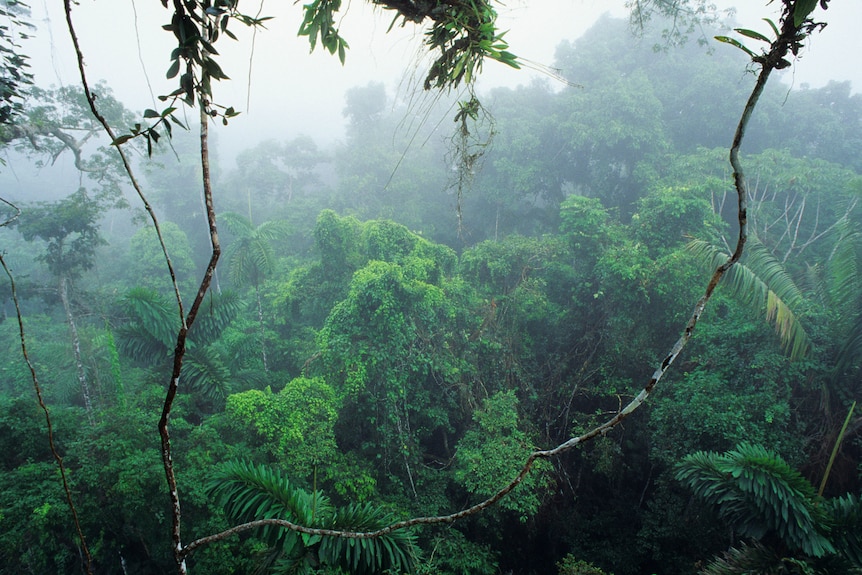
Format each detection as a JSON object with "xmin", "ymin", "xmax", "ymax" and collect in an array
[
  {"xmin": 14, "ymin": 190, "xmax": 106, "ymax": 421},
  {"xmin": 220, "ymin": 212, "xmax": 289, "ymax": 373}
]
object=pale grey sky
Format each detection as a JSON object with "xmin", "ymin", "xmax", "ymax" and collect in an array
[{"xmin": 19, "ymin": 1, "xmax": 862, "ymax": 161}]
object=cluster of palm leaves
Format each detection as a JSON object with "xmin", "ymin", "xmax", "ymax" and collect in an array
[
  {"xmin": 686, "ymin": 219, "xmax": 862, "ymax": 368},
  {"xmin": 676, "ymin": 443, "xmax": 862, "ymax": 574},
  {"xmin": 207, "ymin": 461, "xmax": 417, "ymax": 575},
  {"xmin": 116, "ymin": 287, "xmax": 244, "ymax": 402}
]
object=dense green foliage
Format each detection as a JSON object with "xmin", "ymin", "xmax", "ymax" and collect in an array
[
  {"xmin": 677, "ymin": 444, "xmax": 862, "ymax": 573},
  {"xmin": 1, "ymin": 9, "xmax": 860, "ymax": 575}
]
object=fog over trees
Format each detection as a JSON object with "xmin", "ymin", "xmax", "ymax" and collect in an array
[{"xmin": 1, "ymin": 1, "xmax": 861, "ymax": 575}]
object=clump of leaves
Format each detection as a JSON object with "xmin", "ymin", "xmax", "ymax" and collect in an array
[
  {"xmin": 557, "ymin": 554, "xmax": 614, "ymax": 575},
  {"xmin": 300, "ymin": 0, "xmax": 520, "ymax": 90}
]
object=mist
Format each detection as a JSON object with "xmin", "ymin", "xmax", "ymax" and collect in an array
[{"xmin": 13, "ymin": 0, "xmax": 862, "ymax": 166}]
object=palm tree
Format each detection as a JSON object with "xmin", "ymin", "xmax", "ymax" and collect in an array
[
  {"xmin": 220, "ymin": 212, "xmax": 290, "ymax": 372},
  {"xmin": 116, "ymin": 287, "xmax": 241, "ymax": 403},
  {"xmin": 207, "ymin": 460, "xmax": 417, "ymax": 575},
  {"xmin": 676, "ymin": 443, "xmax": 862, "ymax": 574}
]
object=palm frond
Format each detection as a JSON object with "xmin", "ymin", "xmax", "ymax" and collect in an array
[
  {"xmin": 220, "ymin": 213, "xmax": 290, "ymax": 288},
  {"xmin": 700, "ymin": 542, "xmax": 788, "ymax": 575},
  {"xmin": 835, "ymin": 316, "xmax": 862, "ymax": 376},
  {"xmin": 824, "ymin": 493, "xmax": 862, "ymax": 567},
  {"xmin": 319, "ymin": 502, "xmax": 418, "ymax": 575},
  {"xmin": 255, "ymin": 219, "xmax": 291, "ymax": 242},
  {"xmin": 207, "ymin": 460, "xmax": 332, "ymax": 551},
  {"xmin": 209, "ymin": 461, "xmax": 417, "ymax": 575},
  {"xmin": 826, "ymin": 225, "xmax": 862, "ymax": 375},
  {"xmin": 686, "ymin": 239, "xmax": 811, "ymax": 360},
  {"xmin": 220, "ymin": 212, "xmax": 256, "ymax": 236},
  {"xmin": 189, "ymin": 290, "xmax": 242, "ymax": 347},
  {"xmin": 182, "ymin": 348, "xmax": 232, "ymax": 401},
  {"xmin": 676, "ymin": 443, "xmax": 834, "ymax": 558},
  {"xmin": 825, "ymin": 223, "xmax": 861, "ymax": 314},
  {"xmin": 117, "ymin": 287, "xmax": 178, "ymax": 363}
]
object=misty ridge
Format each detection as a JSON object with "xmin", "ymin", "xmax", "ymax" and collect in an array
[{"xmin": 1, "ymin": 4, "xmax": 862, "ymax": 575}]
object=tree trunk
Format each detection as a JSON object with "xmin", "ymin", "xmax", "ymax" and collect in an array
[
  {"xmin": 256, "ymin": 284, "xmax": 269, "ymax": 373},
  {"xmin": 60, "ymin": 274, "xmax": 94, "ymax": 425}
]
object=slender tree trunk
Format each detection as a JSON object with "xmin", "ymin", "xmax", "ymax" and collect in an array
[
  {"xmin": 60, "ymin": 274, "xmax": 94, "ymax": 425},
  {"xmin": 255, "ymin": 284, "xmax": 269, "ymax": 373}
]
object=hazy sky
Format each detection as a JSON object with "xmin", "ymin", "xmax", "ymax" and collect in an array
[{"xmin": 16, "ymin": 1, "xmax": 862, "ymax": 161}]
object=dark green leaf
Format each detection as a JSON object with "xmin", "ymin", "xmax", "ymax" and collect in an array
[
  {"xmin": 166, "ymin": 58, "xmax": 180, "ymax": 79},
  {"xmin": 794, "ymin": 0, "xmax": 818, "ymax": 26},
  {"xmin": 111, "ymin": 134, "xmax": 133, "ymax": 146}
]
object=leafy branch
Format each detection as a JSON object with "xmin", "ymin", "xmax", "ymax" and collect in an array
[
  {"xmin": 299, "ymin": 0, "xmax": 520, "ymax": 90},
  {"xmin": 715, "ymin": 0, "xmax": 828, "ymax": 68},
  {"xmin": 109, "ymin": 0, "xmax": 260, "ymax": 153}
]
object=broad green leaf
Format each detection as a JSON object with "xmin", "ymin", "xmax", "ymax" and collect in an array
[
  {"xmin": 793, "ymin": 0, "xmax": 818, "ymax": 26},
  {"xmin": 166, "ymin": 58, "xmax": 180, "ymax": 79}
]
